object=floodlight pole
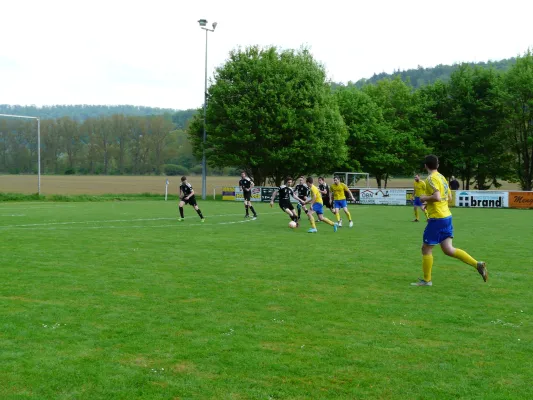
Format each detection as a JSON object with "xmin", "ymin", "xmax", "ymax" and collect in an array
[
  {"xmin": 0, "ymin": 113, "xmax": 41, "ymax": 195},
  {"xmin": 198, "ymin": 19, "xmax": 217, "ymax": 200}
]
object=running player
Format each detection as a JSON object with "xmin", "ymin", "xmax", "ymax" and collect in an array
[
  {"xmin": 318, "ymin": 176, "xmax": 335, "ymax": 215},
  {"xmin": 411, "ymin": 155, "xmax": 488, "ymax": 286},
  {"xmin": 330, "ymin": 176, "xmax": 355, "ymax": 228},
  {"xmin": 304, "ymin": 177, "xmax": 338, "ymax": 233},
  {"xmin": 178, "ymin": 176, "xmax": 205, "ymax": 222},
  {"xmin": 293, "ymin": 176, "xmax": 310, "ymax": 220},
  {"xmin": 239, "ymin": 171, "xmax": 257, "ymax": 219},
  {"xmin": 269, "ymin": 177, "xmax": 302, "ymax": 224},
  {"xmin": 413, "ymin": 174, "xmax": 427, "ymax": 222}
]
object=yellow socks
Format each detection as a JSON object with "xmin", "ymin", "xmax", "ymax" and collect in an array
[
  {"xmin": 322, "ymin": 218, "xmax": 334, "ymax": 226},
  {"xmin": 335, "ymin": 212, "xmax": 341, "ymax": 222},
  {"xmin": 453, "ymin": 249, "xmax": 478, "ymax": 268},
  {"xmin": 422, "ymin": 255, "xmax": 433, "ymax": 282},
  {"xmin": 310, "ymin": 219, "xmax": 316, "ymax": 229},
  {"xmin": 345, "ymin": 210, "xmax": 352, "ymax": 221},
  {"xmin": 414, "ymin": 208, "xmax": 419, "ymax": 220}
]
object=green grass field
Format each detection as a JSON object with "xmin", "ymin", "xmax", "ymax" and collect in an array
[{"xmin": 0, "ymin": 201, "xmax": 531, "ymax": 399}]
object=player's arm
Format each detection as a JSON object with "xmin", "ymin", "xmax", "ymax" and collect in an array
[
  {"xmin": 344, "ymin": 184, "xmax": 355, "ymax": 201},
  {"xmin": 421, "ymin": 189, "xmax": 441, "ymax": 203},
  {"xmin": 269, "ymin": 190, "xmax": 278, "ymax": 207},
  {"xmin": 250, "ymin": 180, "xmax": 254, "ymax": 189},
  {"xmin": 186, "ymin": 188, "xmax": 194, "ymax": 200},
  {"xmin": 292, "ymin": 193, "xmax": 304, "ymax": 204},
  {"xmin": 306, "ymin": 190, "xmax": 317, "ymax": 205}
]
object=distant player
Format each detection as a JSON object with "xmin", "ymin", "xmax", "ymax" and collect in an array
[
  {"xmin": 178, "ymin": 176, "xmax": 205, "ymax": 222},
  {"xmin": 270, "ymin": 177, "xmax": 302, "ymax": 224},
  {"xmin": 411, "ymin": 155, "xmax": 487, "ymax": 286},
  {"xmin": 293, "ymin": 176, "xmax": 310, "ymax": 220},
  {"xmin": 318, "ymin": 177, "xmax": 335, "ymax": 215},
  {"xmin": 330, "ymin": 176, "xmax": 355, "ymax": 228},
  {"xmin": 413, "ymin": 174, "xmax": 427, "ymax": 222},
  {"xmin": 304, "ymin": 177, "xmax": 338, "ymax": 233},
  {"xmin": 239, "ymin": 171, "xmax": 257, "ymax": 219}
]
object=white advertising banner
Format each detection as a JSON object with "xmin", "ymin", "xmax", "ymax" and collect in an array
[
  {"xmin": 455, "ymin": 191, "xmax": 509, "ymax": 208},
  {"xmin": 234, "ymin": 186, "xmax": 261, "ymax": 202},
  {"xmin": 358, "ymin": 188, "xmax": 407, "ymax": 205}
]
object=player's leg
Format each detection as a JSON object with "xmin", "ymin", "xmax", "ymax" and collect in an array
[
  {"xmin": 281, "ymin": 204, "xmax": 298, "ymax": 223},
  {"xmin": 306, "ymin": 208, "xmax": 317, "ymax": 232},
  {"xmin": 416, "ymin": 243, "xmax": 435, "ymax": 285},
  {"xmin": 413, "ymin": 206, "xmax": 419, "ymax": 222},
  {"xmin": 249, "ymin": 200, "xmax": 257, "ymax": 218},
  {"xmin": 412, "ymin": 220, "xmax": 437, "ymax": 286},
  {"xmin": 333, "ymin": 201, "xmax": 341, "ymax": 223},
  {"xmin": 440, "ymin": 238, "xmax": 487, "ymax": 282},
  {"xmin": 178, "ymin": 200, "xmax": 185, "ymax": 221},
  {"xmin": 317, "ymin": 211, "xmax": 335, "ymax": 227},
  {"xmin": 192, "ymin": 201, "xmax": 205, "ymax": 221},
  {"xmin": 342, "ymin": 205, "xmax": 353, "ymax": 227}
]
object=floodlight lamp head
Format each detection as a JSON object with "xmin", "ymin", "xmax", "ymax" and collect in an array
[
  {"xmin": 198, "ymin": 19, "xmax": 207, "ymax": 27},
  {"xmin": 212, "ymin": 22, "xmax": 217, "ymax": 30}
]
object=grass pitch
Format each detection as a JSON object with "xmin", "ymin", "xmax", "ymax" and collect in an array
[{"xmin": 0, "ymin": 201, "xmax": 531, "ymax": 399}]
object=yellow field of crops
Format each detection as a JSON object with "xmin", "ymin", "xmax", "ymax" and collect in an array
[{"xmin": 0, "ymin": 174, "xmax": 520, "ymax": 195}]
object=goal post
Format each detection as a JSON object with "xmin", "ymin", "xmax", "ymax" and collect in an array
[
  {"xmin": 0, "ymin": 113, "xmax": 41, "ymax": 195},
  {"xmin": 333, "ymin": 172, "xmax": 370, "ymax": 188}
]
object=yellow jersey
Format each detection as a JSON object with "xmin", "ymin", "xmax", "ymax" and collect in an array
[
  {"xmin": 425, "ymin": 172, "xmax": 452, "ymax": 219},
  {"xmin": 414, "ymin": 180, "xmax": 426, "ymax": 197},
  {"xmin": 330, "ymin": 182, "xmax": 350, "ymax": 200},
  {"xmin": 310, "ymin": 185, "xmax": 323, "ymax": 204}
]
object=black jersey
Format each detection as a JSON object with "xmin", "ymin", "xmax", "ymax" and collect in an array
[
  {"xmin": 294, "ymin": 184, "xmax": 310, "ymax": 198},
  {"xmin": 277, "ymin": 185, "xmax": 295, "ymax": 202},
  {"xmin": 180, "ymin": 182, "xmax": 193, "ymax": 197},
  {"xmin": 239, "ymin": 177, "xmax": 253, "ymax": 190},
  {"xmin": 318, "ymin": 183, "xmax": 330, "ymax": 198}
]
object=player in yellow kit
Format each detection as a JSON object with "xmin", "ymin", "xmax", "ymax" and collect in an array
[
  {"xmin": 411, "ymin": 155, "xmax": 488, "ymax": 286},
  {"xmin": 330, "ymin": 176, "xmax": 356, "ymax": 228},
  {"xmin": 413, "ymin": 174, "xmax": 427, "ymax": 222},
  {"xmin": 304, "ymin": 177, "xmax": 338, "ymax": 233}
]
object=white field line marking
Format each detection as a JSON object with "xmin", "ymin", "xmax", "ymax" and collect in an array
[
  {"xmin": 0, "ymin": 212, "xmax": 278, "ymax": 230},
  {"xmin": 0, "ymin": 205, "xmax": 76, "ymax": 210},
  {"xmin": 0, "ymin": 214, "xmax": 26, "ymax": 217}
]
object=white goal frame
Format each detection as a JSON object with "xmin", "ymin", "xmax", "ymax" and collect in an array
[
  {"xmin": 333, "ymin": 172, "xmax": 370, "ymax": 188},
  {"xmin": 0, "ymin": 113, "xmax": 41, "ymax": 194}
]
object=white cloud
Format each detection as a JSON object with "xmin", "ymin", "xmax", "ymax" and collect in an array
[{"xmin": 1, "ymin": 0, "xmax": 532, "ymax": 109}]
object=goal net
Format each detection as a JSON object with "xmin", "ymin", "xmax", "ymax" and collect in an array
[{"xmin": 333, "ymin": 172, "xmax": 370, "ymax": 188}]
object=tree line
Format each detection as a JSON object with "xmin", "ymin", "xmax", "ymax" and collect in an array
[
  {"xmin": 0, "ymin": 114, "xmax": 234, "ymax": 177},
  {"xmin": 188, "ymin": 47, "xmax": 533, "ymax": 190},
  {"xmin": 2, "ymin": 49, "xmax": 532, "ymax": 190}
]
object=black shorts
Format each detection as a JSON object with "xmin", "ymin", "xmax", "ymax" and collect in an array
[
  {"xmin": 183, "ymin": 195, "xmax": 197, "ymax": 207},
  {"xmin": 322, "ymin": 197, "xmax": 332, "ymax": 209},
  {"xmin": 279, "ymin": 201, "xmax": 294, "ymax": 212},
  {"xmin": 243, "ymin": 190, "xmax": 252, "ymax": 201}
]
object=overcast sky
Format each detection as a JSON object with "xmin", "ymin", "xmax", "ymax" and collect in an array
[{"xmin": 1, "ymin": 0, "xmax": 532, "ymax": 110}]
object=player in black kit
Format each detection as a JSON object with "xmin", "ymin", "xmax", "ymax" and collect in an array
[
  {"xmin": 269, "ymin": 177, "xmax": 303, "ymax": 224},
  {"xmin": 318, "ymin": 176, "xmax": 335, "ymax": 215},
  {"xmin": 239, "ymin": 171, "xmax": 257, "ymax": 219},
  {"xmin": 178, "ymin": 176, "xmax": 205, "ymax": 222},
  {"xmin": 293, "ymin": 176, "xmax": 310, "ymax": 220}
]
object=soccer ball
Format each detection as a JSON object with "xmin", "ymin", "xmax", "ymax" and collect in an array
[{"xmin": 288, "ymin": 221, "xmax": 297, "ymax": 229}]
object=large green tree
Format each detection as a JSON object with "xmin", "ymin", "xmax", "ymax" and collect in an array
[
  {"xmin": 361, "ymin": 77, "xmax": 428, "ymax": 186},
  {"xmin": 447, "ymin": 65, "xmax": 510, "ymax": 189},
  {"xmin": 188, "ymin": 46, "xmax": 348, "ymax": 185},
  {"xmin": 335, "ymin": 86, "xmax": 399, "ymax": 187},
  {"xmin": 502, "ymin": 49, "xmax": 533, "ymax": 190}
]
